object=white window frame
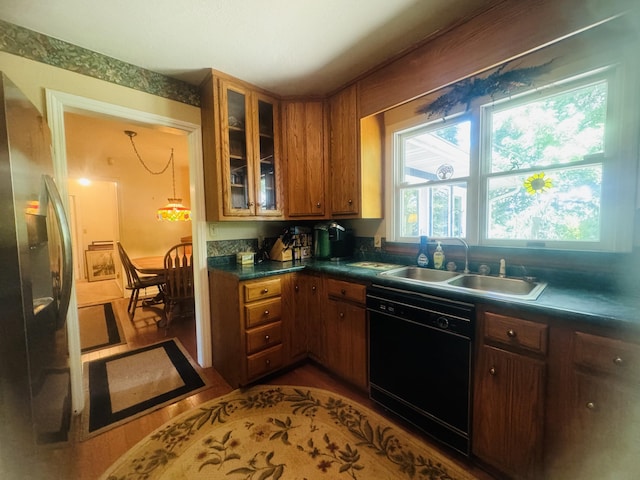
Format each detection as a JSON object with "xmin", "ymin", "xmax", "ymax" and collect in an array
[{"xmin": 385, "ymin": 61, "xmax": 638, "ymax": 252}]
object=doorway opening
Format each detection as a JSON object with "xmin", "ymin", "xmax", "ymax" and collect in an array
[{"xmin": 46, "ymin": 89, "xmax": 209, "ymax": 416}]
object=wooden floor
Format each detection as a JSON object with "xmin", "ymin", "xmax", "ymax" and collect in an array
[{"xmin": 32, "ymin": 296, "xmax": 493, "ymax": 479}]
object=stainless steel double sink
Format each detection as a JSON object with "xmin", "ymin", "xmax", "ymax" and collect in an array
[{"xmin": 379, "ymin": 266, "xmax": 547, "ymax": 300}]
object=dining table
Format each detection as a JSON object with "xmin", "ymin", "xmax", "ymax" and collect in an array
[
  {"xmin": 131, "ymin": 256, "xmax": 166, "ymax": 307},
  {"xmin": 131, "ymin": 256, "xmax": 165, "ymax": 275}
]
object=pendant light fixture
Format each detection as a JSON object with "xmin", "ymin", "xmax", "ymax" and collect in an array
[{"xmin": 124, "ymin": 130, "xmax": 191, "ymax": 221}]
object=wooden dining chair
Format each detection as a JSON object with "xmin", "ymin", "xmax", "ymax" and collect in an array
[
  {"xmin": 163, "ymin": 242, "xmax": 194, "ymax": 330},
  {"xmin": 116, "ymin": 242, "xmax": 165, "ymax": 320}
]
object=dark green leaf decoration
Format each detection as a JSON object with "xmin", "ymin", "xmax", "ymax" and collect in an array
[{"xmin": 418, "ymin": 61, "xmax": 554, "ymax": 118}]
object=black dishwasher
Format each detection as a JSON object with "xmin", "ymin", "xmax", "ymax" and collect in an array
[{"xmin": 367, "ymin": 284, "xmax": 474, "ymax": 456}]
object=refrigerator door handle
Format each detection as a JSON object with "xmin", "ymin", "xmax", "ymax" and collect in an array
[{"xmin": 43, "ymin": 174, "xmax": 73, "ymax": 329}]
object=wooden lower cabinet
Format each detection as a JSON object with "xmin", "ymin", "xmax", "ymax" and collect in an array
[
  {"xmin": 210, "ymin": 270, "xmax": 369, "ymax": 391},
  {"xmin": 209, "ymin": 271, "xmax": 290, "ymax": 387},
  {"xmin": 325, "ymin": 278, "xmax": 368, "ymax": 391},
  {"xmin": 473, "ymin": 345, "xmax": 546, "ymax": 479},
  {"xmin": 293, "ymin": 272, "xmax": 325, "ymax": 364},
  {"xmin": 472, "ymin": 308, "xmax": 547, "ymax": 480},
  {"xmin": 286, "ymin": 272, "xmax": 311, "ymax": 363},
  {"xmin": 545, "ymin": 329, "xmax": 640, "ymax": 479}
]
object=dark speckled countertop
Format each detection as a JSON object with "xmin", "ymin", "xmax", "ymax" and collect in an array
[{"xmin": 208, "ymin": 258, "xmax": 640, "ymax": 331}]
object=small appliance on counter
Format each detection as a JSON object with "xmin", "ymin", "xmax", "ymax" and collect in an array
[{"xmin": 313, "ymin": 222, "xmax": 354, "ymax": 260}]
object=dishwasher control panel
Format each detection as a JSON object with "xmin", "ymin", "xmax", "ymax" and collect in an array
[{"xmin": 367, "ymin": 284, "xmax": 474, "ymax": 339}]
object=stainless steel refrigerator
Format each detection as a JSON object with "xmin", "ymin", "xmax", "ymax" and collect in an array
[{"xmin": 0, "ymin": 73, "xmax": 73, "ymax": 473}]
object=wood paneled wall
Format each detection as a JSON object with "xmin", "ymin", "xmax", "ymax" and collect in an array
[{"xmin": 358, "ymin": 0, "xmax": 636, "ymax": 116}]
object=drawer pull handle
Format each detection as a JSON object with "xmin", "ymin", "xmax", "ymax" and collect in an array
[
  {"xmin": 489, "ymin": 367, "xmax": 497, "ymax": 376},
  {"xmin": 264, "ymin": 310, "xmax": 269, "ymax": 316},
  {"xmin": 262, "ymin": 288, "xmax": 269, "ymax": 293},
  {"xmin": 586, "ymin": 401, "xmax": 596, "ymax": 410},
  {"xmin": 264, "ymin": 335, "xmax": 270, "ymax": 342},
  {"xmin": 341, "ymin": 289, "xmax": 346, "ymax": 295},
  {"xmin": 507, "ymin": 329, "xmax": 517, "ymax": 338},
  {"xmin": 613, "ymin": 356, "xmax": 623, "ymax": 366}
]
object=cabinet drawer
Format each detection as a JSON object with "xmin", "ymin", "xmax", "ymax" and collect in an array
[
  {"xmin": 574, "ymin": 332, "xmax": 640, "ymax": 381},
  {"xmin": 326, "ymin": 278, "xmax": 366, "ymax": 305},
  {"xmin": 245, "ymin": 298, "xmax": 282, "ymax": 328},
  {"xmin": 247, "ymin": 344, "xmax": 283, "ymax": 379},
  {"xmin": 246, "ymin": 321, "xmax": 282, "ymax": 355},
  {"xmin": 484, "ymin": 312, "xmax": 548, "ymax": 355},
  {"xmin": 243, "ymin": 278, "xmax": 282, "ymax": 302}
]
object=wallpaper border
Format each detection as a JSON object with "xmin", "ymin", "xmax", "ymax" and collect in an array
[{"xmin": 0, "ymin": 19, "xmax": 200, "ymax": 107}]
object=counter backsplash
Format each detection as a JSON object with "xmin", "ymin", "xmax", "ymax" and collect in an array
[{"xmin": 207, "ymin": 236, "xmax": 640, "ymax": 297}]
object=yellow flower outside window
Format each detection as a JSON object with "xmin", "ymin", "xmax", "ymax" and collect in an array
[{"xmin": 524, "ymin": 172, "xmax": 553, "ymax": 194}]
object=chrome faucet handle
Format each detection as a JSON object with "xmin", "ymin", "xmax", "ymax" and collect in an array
[{"xmin": 519, "ymin": 264, "xmax": 537, "ymax": 283}]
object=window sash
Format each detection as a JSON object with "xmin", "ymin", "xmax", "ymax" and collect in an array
[{"xmin": 388, "ymin": 60, "xmax": 636, "ymax": 252}]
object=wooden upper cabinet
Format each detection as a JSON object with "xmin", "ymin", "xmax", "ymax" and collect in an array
[
  {"xmin": 329, "ymin": 84, "xmax": 359, "ymax": 216},
  {"xmin": 282, "ymin": 99, "xmax": 328, "ymax": 218},
  {"xmin": 329, "ymin": 84, "xmax": 382, "ymax": 219},
  {"xmin": 200, "ymin": 70, "xmax": 283, "ymax": 221}
]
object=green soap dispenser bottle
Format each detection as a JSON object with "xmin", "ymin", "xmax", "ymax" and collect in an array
[
  {"xmin": 433, "ymin": 241, "xmax": 445, "ymax": 270},
  {"xmin": 417, "ymin": 235, "xmax": 429, "ymax": 267}
]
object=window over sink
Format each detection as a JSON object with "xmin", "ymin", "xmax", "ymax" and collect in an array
[{"xmin": 386, "ymin": 50, "xmax": 638, "ymax": 252}]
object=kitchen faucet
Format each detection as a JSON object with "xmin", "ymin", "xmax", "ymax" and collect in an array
[{"xmin": 432, "ymin": 237, "xmax": 470, "ymax": 274}]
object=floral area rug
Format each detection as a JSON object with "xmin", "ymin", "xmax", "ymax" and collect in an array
[{"xmin": 100, "ymin": 385, "xmax": 477, "ymax": 479}]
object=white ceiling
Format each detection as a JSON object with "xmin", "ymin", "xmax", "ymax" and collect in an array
[{"xmin": 1, "ymin": 0, "xmax": 496, "ymax": 96}]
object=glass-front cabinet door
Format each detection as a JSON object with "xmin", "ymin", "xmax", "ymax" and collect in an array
[
  {"xmin": 218, "ymin": 78, "xmax": 282, "ymax": 217},
  {"xmin": 220, "ymin": 80, "xmax": 254, "ymax": 215},
  {"xmin": 254, "ymin": 93, "xmax": 282, "ymax": 216}
]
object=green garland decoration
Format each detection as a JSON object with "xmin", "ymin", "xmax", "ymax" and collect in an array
[{"xmin": 418, "ymin": 60, "xmax": 554, "ymax": 118}]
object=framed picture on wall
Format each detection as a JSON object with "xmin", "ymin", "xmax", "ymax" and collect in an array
[{"xmin": 86, "ymin": 249, "xmax": 116, "ymax": 282}]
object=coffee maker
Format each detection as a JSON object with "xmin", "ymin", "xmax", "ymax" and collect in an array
[{"xmin": 313, "ymin": 222, "xmax": 354, "ymax": 260}]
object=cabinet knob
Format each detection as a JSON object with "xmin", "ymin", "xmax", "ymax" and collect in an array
[
  {"xmin": 340, "ymin": 289, "xmax": 346, "ymax": 295},
  {"xmin": 489, "ymin": 366, "xmax": 497, "ymax": 376},
  {"xmin": 339, "ymin": 312, "xmax": 345, "ymax": 319},
  {"xmin": 264, "ymin": 335, "xmax": 270, "ymax": 342},
  {"xmin": 507, "ymin": 329, "xmax": 517, "ymax": 338},
  {"xmin": 316, "ymin": 202, "xmax": 321, "ymax": 208},
  {"xmin": 312, "ymin": 285, "xmax": 317, "ymax": 292},
  {"xmin": 586, "ymin": 401, "xmax": 596, "ymax": 410},
  {"xmin": 613, "ymin": 356, "xmax": 624, "ymax": 366},
  {"xmin": 348, "ymin": 199, "xmax": 353, "ymax": 205},
  {"xmin": 264, "ymin": 310, "xmax": 269, "ymax": 316},
  {"xmin": 265, "ymin": 359, "xmax": 271, "ymax": 366},
  {"xmin": 295, "ymin": 285, "xmax": 299, "ymax": 292},
  {"xmin": 262, "ymin": 288, "xmax": 269, "ymax": 293}
]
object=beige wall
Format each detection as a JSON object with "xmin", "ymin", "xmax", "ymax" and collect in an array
[
  {"xmin": 0, "ymin": 52, "xmax": 200, "ymax": 123},
  {"xmin": 0, "ymin": 52, "xmax": 290, "ymax": 245},
  {"xmin": 64, "ymin": 112, "xmax": 192, "ymax": 260}
]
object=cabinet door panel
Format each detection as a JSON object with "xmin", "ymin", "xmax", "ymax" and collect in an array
[
  {"xmin": 553, "ymin": 371, "xmax": 640, "ymax": 479},
  {"xmin": 284, "ymin": 101, "xmax": 327, "ymax": 217},
  {"xmin": 330, "ymin": 84, "xmax": 359, "ymax": 215},
  {"xmin": 219, "ymin": 79, "xmax": 255, "ymax": 215},
  {"xmin": 304, "ymin": 274, "xmax": 325, "ymax": 363},
  {"xmin": 326, "ymin": 298, "xmax": 367, "ymax": 390},
  {"xmin": 473, "ymin": 345, "xmax": 546, "ymax": 479},
  {"xmin": 253, "ymin": 93, "xmax": 283, "ymax": 216}
]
